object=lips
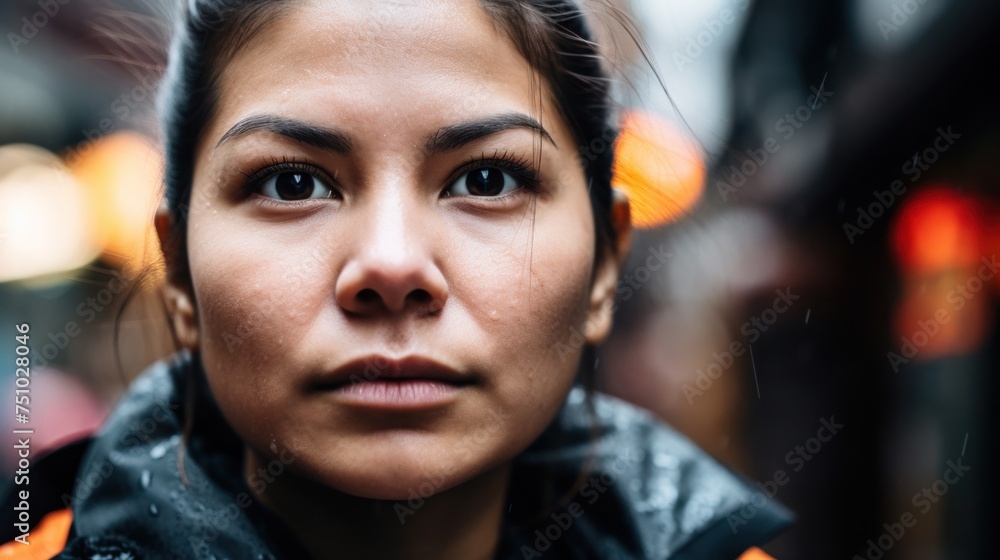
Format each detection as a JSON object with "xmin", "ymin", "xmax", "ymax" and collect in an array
[
  {"xmin": 309, "ymin": 355, "xmax": 473, "ymax": 410},
  {"xmin": 312, "ymin": 355, "xmax": 470, "ymax": 388}
]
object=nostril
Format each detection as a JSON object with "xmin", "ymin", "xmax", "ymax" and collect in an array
[
  {"xmin": 412, "ymin": 289, "xmax": 445, "ymax": 316},
  {"xmin": 357, "ymin": 288, "xmax": 379, "ymax": 303},
  {"xmin": 411, "ymin": 289, "xmax": 431, "ymax": 304},
  {"xmin": 340, "ymin": 270, "xmax": 447, "ymax": 315}
]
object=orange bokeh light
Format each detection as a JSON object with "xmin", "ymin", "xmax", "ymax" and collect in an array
[
  {"xmin": 891, "ymin": 186, "xmax": 984, "ymax": 273},
  {"xmin": 890, "ymin": 186, "xmax": 993, "ymax": 363},
  {"xmin": 66, "ymin": 132, "xmax": 164, "ymax": 274},
  {"xmin": 612, "ymin": 110, "xmax": 705, "ymax": 229}
]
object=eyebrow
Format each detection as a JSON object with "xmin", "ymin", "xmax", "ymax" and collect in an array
[
  {"xmin": 425, "ymin": 113, "xmax": 558, "ymax": 152},
  {"xmin": 216, "ymin": 115, "xmax": 353, "ymax": 153},
  {"xmin": 215, "ymin": 112, "xmax": 558, "ymax": 153}
]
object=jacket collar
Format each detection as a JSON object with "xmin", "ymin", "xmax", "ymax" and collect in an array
[{"xmin": 69, "ymin": 351, "xmax": 791, "ymax": 559}]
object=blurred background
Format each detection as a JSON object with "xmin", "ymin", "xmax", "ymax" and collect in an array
[{"xmin": 1, "ymin": 0, "xmax": 998, "ymax": 557}]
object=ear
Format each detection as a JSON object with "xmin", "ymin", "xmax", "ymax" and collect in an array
[
  {"xmin": 155, "ymin": 207, "xmax": 199, "ymax": 350},
  {"xmin": 584, "ymin": 188, "xmax": 633, "ymax": 345}
]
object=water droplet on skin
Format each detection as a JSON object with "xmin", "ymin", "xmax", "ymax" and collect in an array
[
  {"xmin": 140, "ymin": 470, "xmax": 152, "ymax": 489},
  {"xmin": 149, "ymin": 503, "xmax": 159, "ymax": 516},
  {"xmin": 269, "ymin": 440, "xmax": 278, "ymax": 454}
]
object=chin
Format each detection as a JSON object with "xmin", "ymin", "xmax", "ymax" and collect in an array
[
  {"xmin": 333, "ymin": 469, "xmax": 468, "ymax": 501},
  {"xmin": 298, "ymin": 438, "xmax": 496, "ymax": 501}
]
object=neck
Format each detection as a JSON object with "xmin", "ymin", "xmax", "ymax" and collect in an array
[{"xmin": 245, "ymin": 450, "xmax": 511, "ymax": 560}]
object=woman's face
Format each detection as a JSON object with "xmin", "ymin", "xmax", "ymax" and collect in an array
[{"xmin": 174, "ymin": 0, "xmax": 625, "ymax": 499}]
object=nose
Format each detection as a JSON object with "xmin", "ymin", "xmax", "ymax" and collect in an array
[{"xmin": 334, "ymin": 194, "xmax": 448, "ymax": 317}]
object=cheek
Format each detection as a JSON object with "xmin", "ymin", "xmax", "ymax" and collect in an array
[
  {"xmin": 451, "ymin": 197, "xmax": 596, "ymax": 425},
  {"xmin": 185, "ymin": 211, "xmax": 333, "ymax": 410}
]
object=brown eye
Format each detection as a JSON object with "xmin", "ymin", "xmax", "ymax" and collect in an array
[
  {"xmin": 259, "ymin": 171, "xmax": 335, "ymax": 201},
  {"xmin": 449, "ymin": 167, "xmax": 520, "ymax": 197}
]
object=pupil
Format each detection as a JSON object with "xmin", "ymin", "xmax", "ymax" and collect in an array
[
  {"xmin": 466, "ymin": 168, "xmax": 504, "ymax": 196},
  {"xmin": 276, "ymin": 172, "xmax": 314, "ymax": 200}
]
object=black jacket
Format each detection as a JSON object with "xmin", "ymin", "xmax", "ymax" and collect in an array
[{"xmin": 4, "ymin": 351, "xmax": 792, "ymax": 559}]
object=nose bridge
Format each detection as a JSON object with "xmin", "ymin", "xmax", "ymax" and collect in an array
[{"xmin": 364, "ymin": 181, "xmax": 412, "ymax": 264}]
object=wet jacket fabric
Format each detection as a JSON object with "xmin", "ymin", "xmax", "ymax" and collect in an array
[{"xmin": 7, "ymin": 351, "xmax": 792, "ymax": 559}]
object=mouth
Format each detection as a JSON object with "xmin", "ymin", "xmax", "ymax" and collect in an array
[{"xmin": 309, "ymin": 355, "xmax": 474, "ymax": 411}]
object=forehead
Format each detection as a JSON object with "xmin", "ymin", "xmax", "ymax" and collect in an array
[{"xmin": 206, "ymin": 0, "xmax": 565, "ymax": 149}]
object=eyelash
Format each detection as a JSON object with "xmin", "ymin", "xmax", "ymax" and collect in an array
[
  {"xmin": 448, "ymin": 149, "xmax": 541, "ymax": 198},
  {"xmin": 235, "ymin": 150, "xmax": 541, "ymax": 204},
  {"xmin": 237, "ymin": 156, "xmax": 335, "ymax": 199}
]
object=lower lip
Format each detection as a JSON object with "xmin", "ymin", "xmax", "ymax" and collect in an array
[{"xmin": 329, "ymin": 379, "xmax": 463, "ymax": 410}]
